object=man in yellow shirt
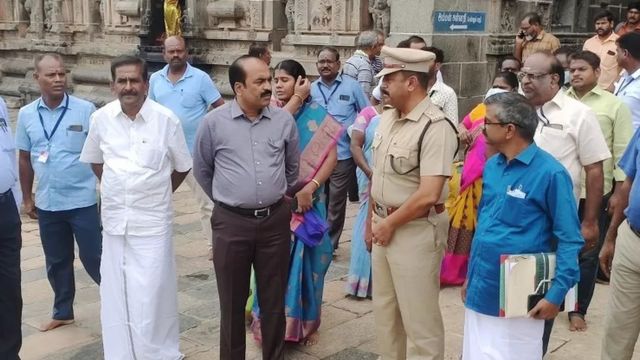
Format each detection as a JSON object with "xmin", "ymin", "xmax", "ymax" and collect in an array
[
  {"xmin": 566, "ymin": 50, "xmax": 633, "ymax": 332},
  {"xmin": 514, "ymin": 12, "xmax": 560, "ymax": 62},
  {"xmin": 583, "ymin": 10, "xmax": 621, "ymax": 91}
]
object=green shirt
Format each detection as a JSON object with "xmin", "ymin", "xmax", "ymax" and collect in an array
[{"xmin": 566, "ymin": 85, "xmax": 633, "ymax": 197}]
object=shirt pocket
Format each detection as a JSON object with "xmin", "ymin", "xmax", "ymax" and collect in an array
[
  {"xmin": 181, "ymin": 90, "xmax": 201, "ymax": 108},
  {"xmin": 388, "ymin": 145, "xmax": 418, "ymax": 174},
  {"xmin": 64, "ymin": 127, "xmax": 87, "ymax": 153},
  {"xmin": 135, "ymin": 143, "xmax": 166, "ymax": 171},
  {"xmin": 266, "ymin": 138, "xmax": 284, "ymax": 151},
  {"xmin": 498, "ymin": 194, "xmax": 533, "ymax": 227}
]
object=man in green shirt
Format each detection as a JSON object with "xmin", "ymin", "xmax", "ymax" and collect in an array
[{"xmin": 565, "ymin": 50, "xmax": 633, "ymax": 332}]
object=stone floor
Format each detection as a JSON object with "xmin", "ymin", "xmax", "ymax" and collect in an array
[{"xmin": 16, "ymin": 183, "xmax": 640, "ymax": 360}]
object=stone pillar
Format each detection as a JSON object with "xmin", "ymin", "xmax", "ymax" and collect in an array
[{"xmin": 27, "ymin": 0, "xmax": 45, "ymax": 36}]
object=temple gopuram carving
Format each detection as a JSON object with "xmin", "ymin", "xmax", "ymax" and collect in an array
[{"xmin": 0, "ymin": 0, "xmax": 633, "ymax": 116}]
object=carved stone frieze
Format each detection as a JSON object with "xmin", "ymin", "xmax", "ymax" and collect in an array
[
  {"xmin": 207, "ymin": 0, "xmax": 245, "ymax": 30},
  {"xmin": 369, "ymin": 0, "xmax": 389, "ymax": 36}
]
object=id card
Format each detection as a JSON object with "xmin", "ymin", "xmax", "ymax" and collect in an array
[{"xmin": 37, "ymin": 150, "xmax": 49, "ymax": 163}]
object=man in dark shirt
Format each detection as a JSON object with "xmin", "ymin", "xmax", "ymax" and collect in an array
[{"xmin": 193, "ymin": 55, "xmax": 300, "ymax": 360}]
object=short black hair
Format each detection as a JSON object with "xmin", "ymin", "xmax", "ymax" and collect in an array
[
  {"xmin": 569, "ymin": 50, "xmax": 601, "ymax": 70},
  {"xmin": 423, "ymin": 46, "xmax": 444, "ymax": 64},
  {"xmin": 523, "ymin": 12, "xmax": 542, "ymax": 26},
  {"xmin": 617, "ymin": 31, "xmax": 640, "ymax": 60},
  {"xmin": 494, "ymin": 71, "xmax": 519, "ymax": 91},
  {"xmin": 110, "ymin": 55, "xmax": 148, "ymax": 82},
  {"xmin": 228, "ymin": 55, "xmax": 256, "ymax": 94},
  {"xmin": 498, "ymin": 55, "xmax": 522, "ymax": 71},
  {"xmin": 248, "ymin": 42, "xmax": 269, "ymax": 58},
  {"xmin": 549, "ymin": 53, "xmax": 565, "ymax": 86},
  {"xmin": 397, "ymin": 35, "xmax": 426, "ymax": 48},
  {"xmin": 554, "ymin": 46, "xmax": 574, "ymax": 57},
  {"xmin": 593, "ymin": 10, "xmax": 615, "ymax": 23},
  {"xmin": 273, "ymin": 59, "xmax": 306, "ymax": 79},
  {"xmin": 318, "ymin": 46, "xmax": 340, "ymax": 62},
  {"xmin": 34, "ymin": 53, "xmax": 64, "ymax": 71},
  {"xmin": 629, "ymin": 1, "xmax": 640, "ymax": 11},
  {"xmin": 401, "ymin": 70, "xmax": 430, "ymax": 90}
]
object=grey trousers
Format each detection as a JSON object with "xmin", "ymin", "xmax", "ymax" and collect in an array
[{"xmin": 328, "ymin": 158, "xmax": 356, "ymax": 250}]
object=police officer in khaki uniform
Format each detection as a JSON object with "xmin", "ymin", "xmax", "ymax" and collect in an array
[{"xmin": 367, "ymin": 46, "xmax": 458, "ymax": 360}]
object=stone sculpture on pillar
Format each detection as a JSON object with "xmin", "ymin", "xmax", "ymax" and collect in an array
[{"xmin": 369, "ymin": 0, "xmax": 389, "ymax": 36}]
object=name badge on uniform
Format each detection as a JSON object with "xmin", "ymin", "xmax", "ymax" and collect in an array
[
  {"xmin": 38, "ymin": 150, "xmax": 49, "ymax": 163},
  {"xmin": 339, "ymin": 95, "xmax": 350, "ymax": 101}
]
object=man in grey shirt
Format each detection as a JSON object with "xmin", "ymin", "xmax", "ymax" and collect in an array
[{"xmin": 193, "ymin": 55, "xmax": 299, "ymax": 360}]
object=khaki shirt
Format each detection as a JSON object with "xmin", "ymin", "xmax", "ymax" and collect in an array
[
  {"xmin": 522, "ymin": 31, "xmax": 561, "ymax": 62},
  {"xmin": 370, "ymin": 96, "xmax": 458, "ymax": 208},
  {"xmin": 583, "ymin": 33, "xmax": 621, "ymax": 90}
]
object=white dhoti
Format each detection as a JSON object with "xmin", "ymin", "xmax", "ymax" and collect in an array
[
  {"xmin": 462, "ymin": 308, "xmax": 544, "ymax": 360},
  {"xmin": 100, "ymin": 230, "xmax": 183, "ymax": 360}
]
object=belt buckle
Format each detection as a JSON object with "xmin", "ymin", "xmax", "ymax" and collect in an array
[{"xmin": 254, "ymin": 207, "xmax": 270, "ymax": 218}]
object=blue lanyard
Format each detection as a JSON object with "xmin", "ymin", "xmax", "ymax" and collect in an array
[
  {"xmin": 38, "ymin": 95, "xmax": 69, "ymax": 141},
  {"xmin": 615, "ymin": 76, "xmax": 637, "ymax": 96},
  {"xmin": 317, "ymin": 81, "xmax": 341, "ymax": 107}
]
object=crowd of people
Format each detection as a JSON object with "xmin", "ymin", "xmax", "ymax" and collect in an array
[{"xmin": 2, "ymin": 2, "xmax": 640, "ymax": 360}]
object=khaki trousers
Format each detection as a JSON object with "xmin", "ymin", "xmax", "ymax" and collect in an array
[
  {"xmin": 184, "ymin": 172, "xmax": 214, "ymax": 247},
  {"xmin": 602, "ymin": 220, "xmax": 640, "ymax": 360},
  {"xmin": 372, "ymin": 210, "xmax": 448, "ymax": 360}
]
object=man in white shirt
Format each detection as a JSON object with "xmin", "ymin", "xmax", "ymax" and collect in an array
[
  {"xmin": 614, "ymin": 31, "xmax": 640, "ymax": 130},
  {"xmin": 423, "ymin": 46, "xmax": 459, "ymax": 123},
  {"xmin": 520, "ymin": 51, "xmax": 611, "ymax": 355},
  {"xmin": 80, "ymin": 55, "xmax": 192, "ymax": 360}
]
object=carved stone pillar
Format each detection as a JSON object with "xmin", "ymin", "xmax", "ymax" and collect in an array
[
  {"xmin": 49, "ymin": 0, "xmax": 65, "ymax": 32},
  {"xmin": 27, "ymin": 0, "xmax": 44, "ymax": 36}
]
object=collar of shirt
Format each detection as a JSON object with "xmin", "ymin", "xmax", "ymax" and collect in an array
[
  {"xmin": 597, "ymin": 32, "xmax": 619, "ymax": 44},
  {"xmin": 159, "ymin": 63, "xmax": 194, "ymax": 84},
  {"xmin": 37, "ymin": 93, "xmax": 70, "ymax": 112},
  {"xmin": 399, "ymin": 95, "xmax": 440, "ymax": 122},
  {"xmin": 542, "ymin": 89, "xmax": 567, "ymax": 113},
  {"xmin": 533, "ymin": 30, "xmax": 547, "ymax": 42},
  {"xmin": 353, "ymin": 50, "xmax": 371, "ymax": 62},
  {"xmin": 496, "ymin": 142, "xmax": 538, "ymax": 167},
  {"xmin": 566, "ymin": 84, "xmax": 606, "ymax": 100},
  {"xmin": 621, "ymin": 67, "xmax": 640, "ymax": 81},
  {"xmin": 318, "ymin": 74, "xmax": 344, "ymax": 89},
  {"xmin": 108, "ymin": 97, "xmax": 153, "ymax": 122},
  {"xmin": 230, "ymin": 99, "xmax": 272, "ymax": 122}
]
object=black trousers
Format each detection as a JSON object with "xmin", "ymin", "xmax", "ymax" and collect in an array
[
  {"xmin": 212, "ymin": 201, "xmax": 291, "ymax": 360},
  {"xmin": 0, "ymin": 190, "xmax": 22, "ymax": 360}
]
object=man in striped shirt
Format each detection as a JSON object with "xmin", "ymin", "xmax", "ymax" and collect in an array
[{"xmin": 343, "ymin": 30, "xmax": 383, "ymax": 97}]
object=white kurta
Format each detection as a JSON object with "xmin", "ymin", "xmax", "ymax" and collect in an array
[
  {"xmin": 80, "ymin": 98, "xmax": 192, "ymax": 360},
  {"xmin": 462, "ymin": 308, "xmax": 544, "ymax": 360}
]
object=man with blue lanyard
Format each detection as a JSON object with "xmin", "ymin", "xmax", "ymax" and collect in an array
[
  {"xmin": 311, "ymin": 46, "xmax": 370, "ymax": 251},
  {"xmin": 16, "ymin": 53, "xmax": 101, "ymax": 332},
  {"xmin": 0, "ymin": 96, "xmax": 22, "ymax": 358},
  {"xmin": 614, "ymin": 31, "xmax": 640, "ymax": 130},
  {"xmin": 149, "ymin": 35, "xmax": 224, "ymax": 260}
]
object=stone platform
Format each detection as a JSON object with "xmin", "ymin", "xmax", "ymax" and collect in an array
[{"xmin": 17, "ymin": 184, "xmax": 640, "ymax": 360}]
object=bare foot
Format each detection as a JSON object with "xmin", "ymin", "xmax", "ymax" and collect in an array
[
  {"xmin": 299, "ymin": 333, "xmax": 319, "ymax": 346},
  {"xmin": 569, "ymin": 314, "xmax": 587, "ymax": 332},
  {"xmin": 208, "ymin": 247, "xmax": 213, "ymax": 261},
  {"xmin": 39, "ymin": 319, "xmax": 74, "ymax": 332}
]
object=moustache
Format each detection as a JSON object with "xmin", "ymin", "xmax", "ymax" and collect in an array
[
  {"xmin": 381, "ymin": 90, "xmax": 390, "ymax": 96},
  {"xmin": 121, "ymin": 91, "xmax": 138, "ymax": 96},
  {"xmin": 261, "ymin": 90, "xmax": 272, "ymax": 97}
]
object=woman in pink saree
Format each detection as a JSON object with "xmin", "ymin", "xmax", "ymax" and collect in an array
[{"xmin": 441, "ymin": 72, "xmax": 519, "ymax": 286}]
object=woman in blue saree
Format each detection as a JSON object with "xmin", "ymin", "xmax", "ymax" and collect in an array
[{"xmin": 251, "ymin": 60, "xmax": 339, "ymax": 345}]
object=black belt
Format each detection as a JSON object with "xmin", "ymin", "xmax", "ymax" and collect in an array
[
  {"xmin": 629, "ymin": 220, "xmax": 640, "ymax": 238},
  {"xmin": 214, "ymin": 198, "xmax": 284, "ymax": 218}
]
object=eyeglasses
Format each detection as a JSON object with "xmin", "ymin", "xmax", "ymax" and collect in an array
[
  {"xmin": 317, "ymin": 60, "xmax": 337, "ymax": 65},
  {"xmin": 517, "ymin": 72, "xmax": 550, "ymax": 82},
  {"xmin": 483, "ymin": 121, "xmax": 521, "ymax": 130},
  {"xmin": 537, "ymin": 108, "xmax": 564, "ymax": 132}
]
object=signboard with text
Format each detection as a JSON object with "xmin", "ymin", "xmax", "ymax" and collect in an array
[{"xmin": 433, "ymin": 11, "xmax": 486, "ymax": 33}]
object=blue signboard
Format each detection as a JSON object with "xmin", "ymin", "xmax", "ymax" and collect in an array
[{"xmin": 433, "ymin": 11, "xmax": 486, "ymax": 33}]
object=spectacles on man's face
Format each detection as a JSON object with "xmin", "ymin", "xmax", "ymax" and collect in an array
[
  {"xmin": 517, "ymin": 72, "xmax": 550, "ymax": 82},
  {"xmin": 483, "ymin": 121, "xmax": 521, "ymax": 130}
]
